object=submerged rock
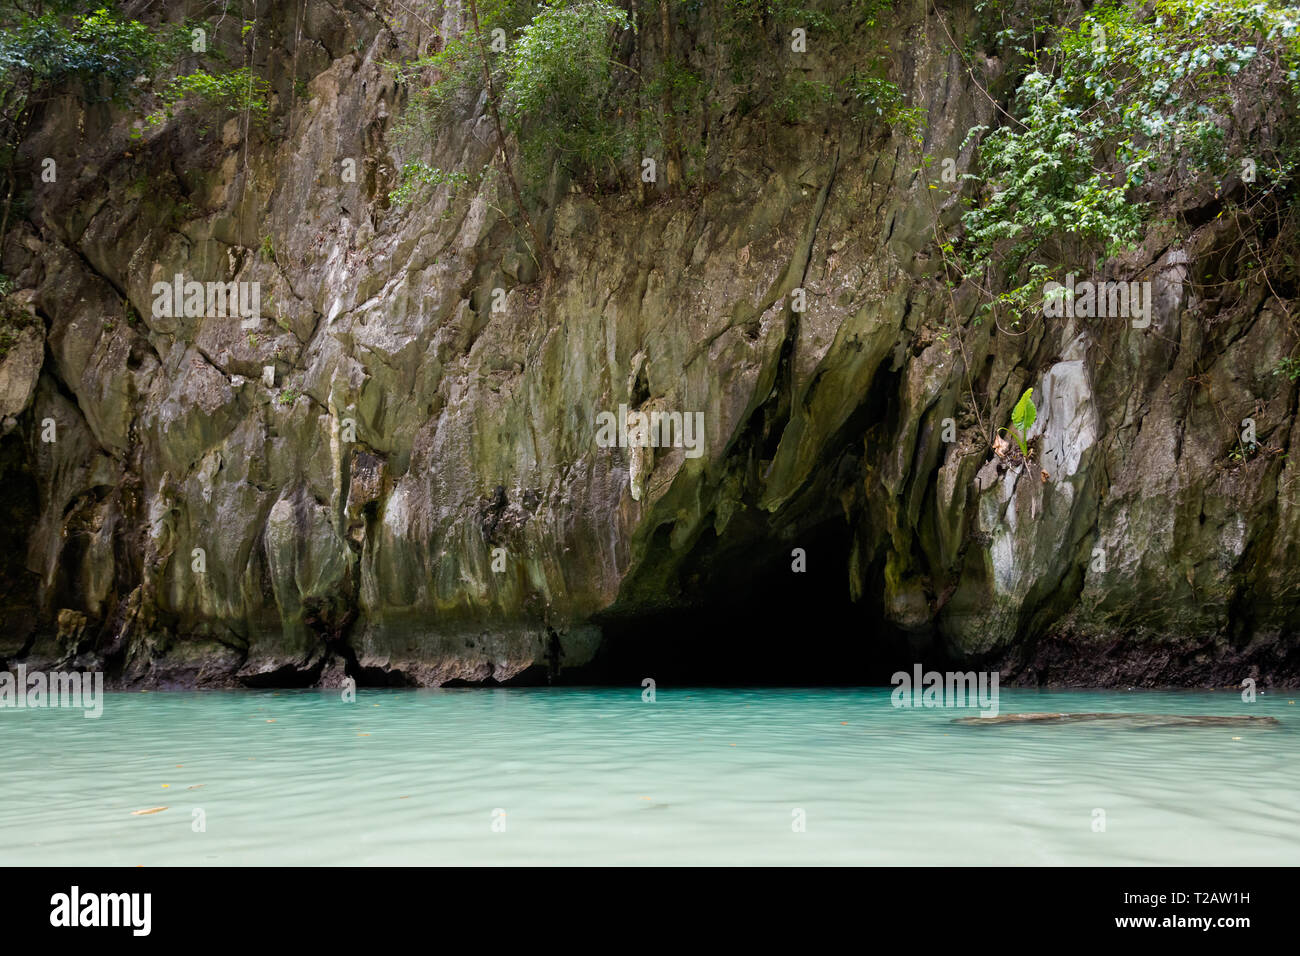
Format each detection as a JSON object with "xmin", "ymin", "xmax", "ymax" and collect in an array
[{"xmin": 952, "ymin": 713, "xmax": 1282, "ymax": 728}]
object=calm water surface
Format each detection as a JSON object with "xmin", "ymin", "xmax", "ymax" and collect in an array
[{"xmin": 1, "ymin": 687, "xmax": 1296, "ymax": 865}]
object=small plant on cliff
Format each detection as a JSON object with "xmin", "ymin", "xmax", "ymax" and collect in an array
[
  {"xmin": 0, "ymin": 290, "xmax": 39, "ymax": 361},
  {"xmin": 769, "ymin": 77, "xmax": 834, "ymax": 125},
  {"xmin": 1273, "ymin": 356, "xmax": 1300, "ymax": 382},
  {"xmin": 843, "ymin": 65, "xmax": 924, "ymax": 138},
  {"xmin": 146, "ymin": 67, "xmax": 271, "ymax": 129},
  {"xmin": 388, "ymin": 162, "xmax": 470, "ymax": 206},
  {"xmin": 1002, "ymin": 387, "xmax": 1037, "ymax": 459}
]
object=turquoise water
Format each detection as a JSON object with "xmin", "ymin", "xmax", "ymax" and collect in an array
[{"xmin": 1, "ymin": 687, "xmax": 1296, "ymax": 865}]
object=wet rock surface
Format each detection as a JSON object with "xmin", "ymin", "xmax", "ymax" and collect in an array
[{"xmin": 1, "ymin": 1, "xmax": 1298, "ymax": 687}]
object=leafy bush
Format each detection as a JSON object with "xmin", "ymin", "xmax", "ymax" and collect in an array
[
  {"xmin": 503, "ymin": 0, "xmax": 632, "ymax": 184},
  {"xmin": 958, "ymin": 0, "xmax": 1300, "ymax": 319},
  {"xmin": 383, "ymin": 0, "xmax": 538, "ymax": 154},
  {"xmin": 0, "ymin": 6, "xmax": 182, "ymax": 103},
  {"xmin": 0, "ymin": 4, "xmax": 185, "ymax": 203},
  {"xmin": 1274, "ymin": 356, "xmax": 1300, "ymax": 381},
  {"xmin": 844, "ymin": 66, "xmax": 924, "ymax": 135},
  {"xmin": 388, "ymin": 162, "xmax": 470, "ymax": 205},
  {"xmin": 147, "ymin": 67, "xmax": 271, "ymax": 127}
]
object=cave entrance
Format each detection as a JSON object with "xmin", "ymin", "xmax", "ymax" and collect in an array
[{"xmin": 571, "ymin": 516, "xmax": 920, "ymax": 686}]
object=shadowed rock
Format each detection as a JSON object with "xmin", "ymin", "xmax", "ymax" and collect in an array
[{"xmin": 951, "ymin": 713, "xmax": 1281, "ymax": 728}]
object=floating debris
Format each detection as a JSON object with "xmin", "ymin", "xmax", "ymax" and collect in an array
[
  {"xmin": 131, "ymin": 807, "xmax": 168, "ymax": 816},
  {"xmin": 952, "ymin": 713, "xmax": 1281, "ymax": 728}
]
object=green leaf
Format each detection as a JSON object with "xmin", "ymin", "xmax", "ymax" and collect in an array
[{"xmin": 1011, "ymin": 388, "xmax": 1037, "ymax": 458}]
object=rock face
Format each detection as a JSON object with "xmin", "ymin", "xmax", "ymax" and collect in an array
[{"xmin": 1, "ymin": 1, "xmax": 1298, "ymax": 687}]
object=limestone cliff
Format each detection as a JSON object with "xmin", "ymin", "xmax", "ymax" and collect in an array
[{"xmin": 1, "ymin": 0, "xmax": 1297, "ymax": 687}]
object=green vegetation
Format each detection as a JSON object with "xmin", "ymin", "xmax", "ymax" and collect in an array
[
  {"xmin": 385, "ymin": 0, "xmax": 631, "ymax": 203},
  {"xmin": 0, "ymin": 5, "xmax": 182, "ymax": 101},
  {"xmin": 954, "ymin": 0, "xmax": 1300, "ymax": 322},
  {"xmin": 383, "ymin": 0, "xmax": 537, "ymax": 152},
  {"xmin": 0, "ymin": 3, "xmax": 181, "ymax": 238},
  {"xmin": 771, "ymin": 78, "xmax": 833, "ymax": 124},
  {"xmin": 145, "ymin": 67, "xmax": 271, "ymax": 129},
  {"xmin": 1005, "ymin": 387, "xmax": 1037, "ymax": 458},
  {"xmin": 0, "ymin": 273, "xmax": 38, "ymax": 360},
  {"xmin": 504, "ymin": 0, "xmax": 632, "ymax": 183},
  {"xmin": 383, "ymin": 0, "xmax": 919, "ymax": 269},
  {"xmin": 1274, "ymin": 356, "xmax": 1300, "ymax": 382},
  {"xmin": 388, "ymin": 162, "xmax": 470, "ymax": 206},
  {"xmin": 844, "ymin": 66, "xmax": 924, "ymax": 134},
  {"xmin": 0, "ymin": 3, "xmax": 275, "ymax": 241}
]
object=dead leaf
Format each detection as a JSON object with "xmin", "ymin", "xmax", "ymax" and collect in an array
[{"xmin": 131, "ymin": 807, "xmax": 168, "ymax": 816}]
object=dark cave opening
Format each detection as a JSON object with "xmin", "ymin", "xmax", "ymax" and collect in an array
[
  {"xmin": 567, "ymin": 517, "xmax": 925, "ymax": 686},
  {"xmin": 542, "ymin": 354, "xmax": 945, "ymax": 688}
]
